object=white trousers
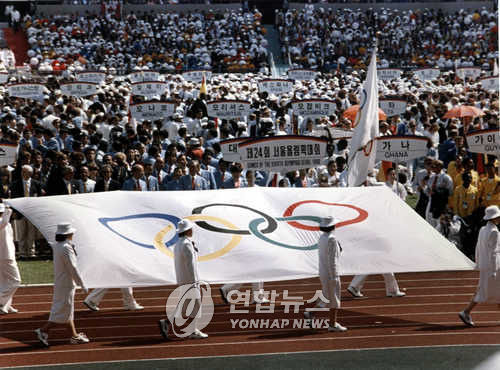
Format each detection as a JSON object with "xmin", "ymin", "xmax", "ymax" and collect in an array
[
  {"xmin": 86, "ymin": 287, "xmax": 137, "ymax": 307},
  {"xmin": 349, "ymin": 273, "xmax": 400, "ymax": 296},
  {"xmin": 0, "ymin": 259, "xmax": 21, "ymax": 310},
  {"xmin": 15, "ymin": 218, "xmax": 36, "ymax": 257}
]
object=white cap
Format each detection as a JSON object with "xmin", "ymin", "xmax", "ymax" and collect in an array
[
  {"xmin": 176, "ymin": 219, "xmax": 194, "ymax": 234},
  {"xmin": 484, "ymin": 205, "xmax": 500, "ymax": 221},
  {"xmin": 56, "ymin": 222, "xmax": 76, "ymax": 235},
  {"xmin": 320, "ymin": 216, "xmax": 337, "ymax": 228}
]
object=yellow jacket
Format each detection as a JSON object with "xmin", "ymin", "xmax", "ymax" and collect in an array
[
  {"xmin": 453, "ymin": 185, "xmax": 479, "ymax": 218},
  {"xmin": 479, "ymin": 176, "xmax": 500, "ymax": 207}
]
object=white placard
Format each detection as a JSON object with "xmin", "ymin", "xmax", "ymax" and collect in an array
[
  {"xmin": 76, "ymin": 71, "xmax": 106, "ymax": 84},
  {"xmin": 465, "ymin": 129, "xmax": 500, "ymax": 154},
  {"xmin": 0, "ymin": 72, "xmax": 8, "ymax": 84},
  {"xmin": 379, "ymin": 99, "xmax": 407, "ymax": 117},
  {"xmin": 480, "ymin": 76, "xmax": 499, "ymax": 92},
  {"xmin": 207, "ymin": 100, "xmax": 251, "ymax": 120},
  {"xmin": 456, "ymin": 67, "xmax": 481, "ymax": 81},
  {"xmin": 129, "ymin": 101, "xmax": 175, "ymax": 121},
  {"xmin": 377, "ymin": 68, "xmax": 403, "ymax": 81},
  {"xmin": 182, "ymin": 70, "xmax": 212, "ymax": 83},
  {"xmin": 413, "ymin": 68, "xmax": 441, "ymax": 81},
  {"xmin": 0, "ymin": 143, "xmax": 18, "ymax": 166},
  {"xmin": 131, "ymin": 81, "xmax": 167, "ymax": 97},
  {"xmin": 238, "ymin": 135, "xmax": 328, "ymax": 173},
  {"xmin": 60, "ymin": 82, "xmax": 98, "ymax": 97},
  {"xmin": 287, "ymin": 68, "xmax": 318, "ymax": 81},
  {"xmin": 376, "ymin": 136, "xmax": 430, "ymax": 162},
  {"xmin": 291, "ymin": 99, "xmax": 336, "ymax": 119},
  {"xmin": 128, "ymin": 71, "xmax": 161, "ymax": 83},
  {"xmin": 7, "ymin": 83, "xmax": 44, "ymax": 99},
  {"xmin": 220, "ymin": 137, "xmax": 248, "ymax": 162},
  {"xmin": 258, "ymin": 79, "xmax": 294, "ymax": 95}
]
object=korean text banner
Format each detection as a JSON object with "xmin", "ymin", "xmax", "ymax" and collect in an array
[{"xmin": 7, "ymin": 187, "xmax": 474, "ymax": 288}]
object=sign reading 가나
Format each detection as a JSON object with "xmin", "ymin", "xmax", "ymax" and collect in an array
[
  {"xmin": 182, "ymin": 70, "xmax": 212, "ymax": 83},
  {"xmin": 376, "ymin": 136, "xmax": 430, "ymax": 162},
  {"xmin": 377, "ymin": 68, "xmax": 403, "ymax": 81},
  {"xmin": 258, "ymin": 79, "xmax": 294, "ymax": 95},
  {"xmin": 76, "ymin": 71, "xmax": 107, "ymax": 84},
  {"xmin": 465, "ymin": 129, "xmax": 500, "ymax": 155},
  {"xmin": 291, "ymin": 99, "xmax": 336, "ymax": 119},
  {"xmin": 60, "ymin": 82, "xmax": 98, "ymax": 97},
  {"xmin": 238, "ymin": 136, "xmax": 328, "ymax": 173},
  {"xmin": 8, "ymin": 83, "xmax": 45, "ymax": 99},
  {"xmin": 131, "ymin": 81, "xmax": 167, "ymax": 97},
  {"xmin": 287, "ymin": 68, "xmax": 318, "ymax": 81},
  {"xmin": 129, "ymin": 101, "xmax": 175, "ymax": 122},
  {"xmin": 379, "ymin": 99, "xmax": 407, "ymax": 117},
  {"xmin": 413, "ymin": 68, "xmax": 441, "ymax": 81},
  {"xmin": 207, "ymin": 100, "xmax": 251, "ymax": 120}
]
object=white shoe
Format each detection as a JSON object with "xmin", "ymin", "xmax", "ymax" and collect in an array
[
  {"xmin": 189, "ymin": 329, "xmax": 208, "ymax": 339},
  {"xmin": 328, "ymin": 323, "xmax": 347, "ymax": 332},
  {"xmin": 125, "ymin": 303, "xmax": 144, "ymax": 311},
  {"xmin": 7, "ymin": 307, "xmax": 18, "ymax": 313},
  {"xmin": 0, "ymin": 306, "xmax": 8, "ymax": 315},
  {"xmin": 35, "ymin": 328, "xmax": 49, "ymax": 347},
  {"xmin": 347, "ymin": 286, "xmax": 363, "ymax": 298},
  {"xmin": 159, "ymin": 319, "xmax": 170, "ymax": 340},
  {"xmin": 387, "ymin": 291, "xmax": 406, "ymax": 297},
  {"xmin": 83, "ymin": 299, "xmax": 99, "ymax": 312},
  {"xmin": 70, "ymin": 332, "xmax": 89, "ymax": 344},
  {"xmin": 459, "ymin": 311, "xmax": 474, "ymax": 327}
]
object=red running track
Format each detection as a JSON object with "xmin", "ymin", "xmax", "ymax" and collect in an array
[{"xmin": 1, "ymin": 271, "xmax": 499, "ymax": 368}]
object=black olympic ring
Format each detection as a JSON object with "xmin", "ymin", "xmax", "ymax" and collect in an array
[{"xmin": 191, "ymin": 203, "xmax": 278, "ymax": 235}]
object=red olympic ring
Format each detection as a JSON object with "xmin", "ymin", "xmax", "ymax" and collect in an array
[{"xmin": 282, "ymin": 200, "xmax": 369, "ymax": 231}]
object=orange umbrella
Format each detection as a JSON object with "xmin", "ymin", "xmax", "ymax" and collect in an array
[
  {"xmin": 443, "ymin": 105, "xmax": 484, "ymax": 119},
  {"xmin": 343, "ymin": 105, "xmax": 387, "ymax": 124}
]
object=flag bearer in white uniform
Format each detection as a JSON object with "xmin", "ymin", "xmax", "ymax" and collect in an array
[
  {"xmin": 305, "ymin": 216, "xmax": 347, "ymax": 332},
  {"xmin": 459, "ymin": 205, "xmax": 500, "ymax": 326},
  {"xmin": 35, "ymin": 223, "xmax": 89, "ymax": 346},
  {"xmin": 0, "ymin": 204, "xmax": 20, "ymax": 314}
]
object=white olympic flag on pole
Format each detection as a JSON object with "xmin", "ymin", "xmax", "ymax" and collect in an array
[{"xmin": 7, "ymin": 187, "xmax": 474, "ymax": 288}]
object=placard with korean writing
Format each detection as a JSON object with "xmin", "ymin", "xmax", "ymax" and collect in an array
[
  {"xmin": 377, "ymin": 68, "xmax": 403, "ymax": 81},
  {"xmin": 238, "ymin": 136, "xmax": 328, "ymax": 173},
  {"xmin": 379, "ymin": 99, "xmax": 407, "ymax": 117},
  {"xmin": 258, "ymin": 79, "xmax": 294, "ymax": 95},
  {"xmin": 128, "ymin": 71, "xmax": 161, "ymax": 83},
  {"xmin": 131, "ymin": 82, "xmax": 167, "ymax": 97},
  {"xmin": 480, "ymin": 76, "xmax": 499, "ymax": 92},
  {"xmin": 376, "ymin": 136, "xmax": 430, "ymax": 162},
  {"xmin": 207, "ymin": 100, "xmax": 250, "ymax": 120},
  {"xmin": 287, "ymin": 69, "xmax": 318, "ymax": 81},
  {"xmin": 220, "ymin": 137, "xmax": 248, "ymax": 162},
  {"xmin": 0, "ymin": 72, "xmax": 8, "ymax": 84},
  {"xmin": 60, "ymin": 82, "xmax": 98, "ymax": 97},
  {"xmin": 413, "ymin": 68, "xmax": 440, "ymax": 81},
  {"xmin": 7, "ymin": 83, "xmax": 45, "ymax": 99},
  {"xmin": 129, "ymin": 101, "xmax": 175, "ymax": 122},
  {"xmin": 456, "ymin": 67, "xmax": 481, "ymax": 81},
  {"xmin": 291, "ymin": 99, "xmax": 336, "ymax": 119},
  {"xmin": 182, "ymin": 70, "xmax": 212, "ymax": 83},
  {"xmin": 0, "ymin": 143, "xmax": 18, "ymax": 166},
  {"xmin": 76, "ymin": 71, "xmax": 106, "ymax": 84},
  {"xmin": 466, "ymin": 129, "xmax": 500, "ymax": 155}
]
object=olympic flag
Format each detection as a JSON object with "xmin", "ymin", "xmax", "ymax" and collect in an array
[{"xmin": 7, "ymin": 187, "xmax": 474, "ymax": 288}]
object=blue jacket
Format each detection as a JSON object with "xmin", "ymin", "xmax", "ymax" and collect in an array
[{"xmin": 180, "ymin": 174, "xmax": 209, "ymax": 190}]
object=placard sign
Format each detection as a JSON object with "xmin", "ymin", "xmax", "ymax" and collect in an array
[
  {"xmin": 377, "ymin": 68, "xmax": 403, "ymax": 81},
  {"xmin": 207, "ymin": 100, "xmax": 250, "ymax": 120},
  {"xmin": 182, "ymin": 70, "xmax": 212, "ymax": 83},
  {"xmin": 129, "ymin": 101, "xmax": 175, "ymax": 121},
  {"xmin": 456, "ymin": 67, "xmax": 481, "ymax": 81},
  {"xmin": 7, "ymin": 83, "xmax": 44, "ymax": 99},
  {"xmin": 287, "ymin": 69, "xmax": 318, "ymax": 81},
  {"xmin": 379, "ymin": 99, "xmax": 407, "ymax": 117},
  {"xmin": 238, "ymin": 135, "xmax": 328, "ymax": 173},
  {"xmin": 465, "ymin": 129, "xmax": 500, "ymax": 154},
  {"xmin": 131, "ymin": 82, "xmax": 167, "ymax": 97},
  {"xmin": 291, "ymin": 99, "xmax": 336, "ymax": 119},
  {"xmin": 60, "ymin": 82, "xmax": 98, "ymax": 97},
  {"xmin": 0, "ymin": 72, "xmax": 8, "ymax": 84},
  {"xmin": 76, "ymin": 71, "xmax": 106, "ymax": 84},
  {"xmin": 0, "ymin": 143, "xmax": 18, "ymax": 166},
  {"xmin": 220, "ymin": 137, "xmax": 248, "ymax": 162},
  {"xmin": 376, "ymin": 136, "xmax": 430, "ymax": 162},
  {"xmin": 258, "ymin": 79, "xmax": 294, "ymax": 95},
  {"xmin": 128, "ymin": 71, "xmax": 161, "ymax": 83},
  {"xmin": 413, "ymin": 68, "xmax": 440, "ymax": 81},
  {"xmin": 480, "ymin": 76, "xmax": 499, "ymax": 92}
]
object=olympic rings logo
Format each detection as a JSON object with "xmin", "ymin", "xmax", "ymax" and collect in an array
[{"xmin": 98, "ymin": 201, "xmax": 369, "ymax": 261}]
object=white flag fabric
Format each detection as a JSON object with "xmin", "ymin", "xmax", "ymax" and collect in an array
[
  {"xmin": 7, "ymin": 188, "xmax": 474, "ymax": 288},
  {"xmin": 347, "ymin": 51, "xmax": 380, "ymax": 186}
]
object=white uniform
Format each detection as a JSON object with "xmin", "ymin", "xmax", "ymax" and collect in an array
[
  {"xmin": 0, "ymin": 209, "xmax": 21, "ymax": 311},
  {"xmin": 85, "ymin": 287, "xmax": 138, "ymax": 308},
  {"xmin": 473, "ymin": 222, "xmax": 500, "ymax": 303},
  {"xmin": 318, "ymin": 230, "xmax": 341, "ymax": 308},
  {"xmin": 49, "ymin": 241, "xmax": 85, "ymax": 323},
  {"xmin": 174, "ymin": 236, "xmax": 200, "ymax": 318}
]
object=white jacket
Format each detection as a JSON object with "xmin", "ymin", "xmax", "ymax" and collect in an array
[
  {"xmin": 52, "ymin": 241, "xmax": 85, "ymax": 289},
  {"xmin": 318, "ymin": 231, "xmax": 340, "ymax": 281},
  {"xmin": 0, "ymin": 208, "xmax": 15, "ymax": 260},
  {"xmin": 174, "ymin": 236, "xmax": 199, "ymax": 285},
  {"xmin": 476, "ymin": 222, "xmax": 500, "ymax": 273}
]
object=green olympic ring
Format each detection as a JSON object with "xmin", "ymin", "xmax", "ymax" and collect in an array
[{"xmin": 248, "ymin": 215, "xmax": 322, "ymax": 250}]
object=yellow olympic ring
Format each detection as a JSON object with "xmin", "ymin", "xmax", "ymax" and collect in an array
[{"xmin": 153, "ymin": 215, "xmax": 242, "ymax": 261}]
